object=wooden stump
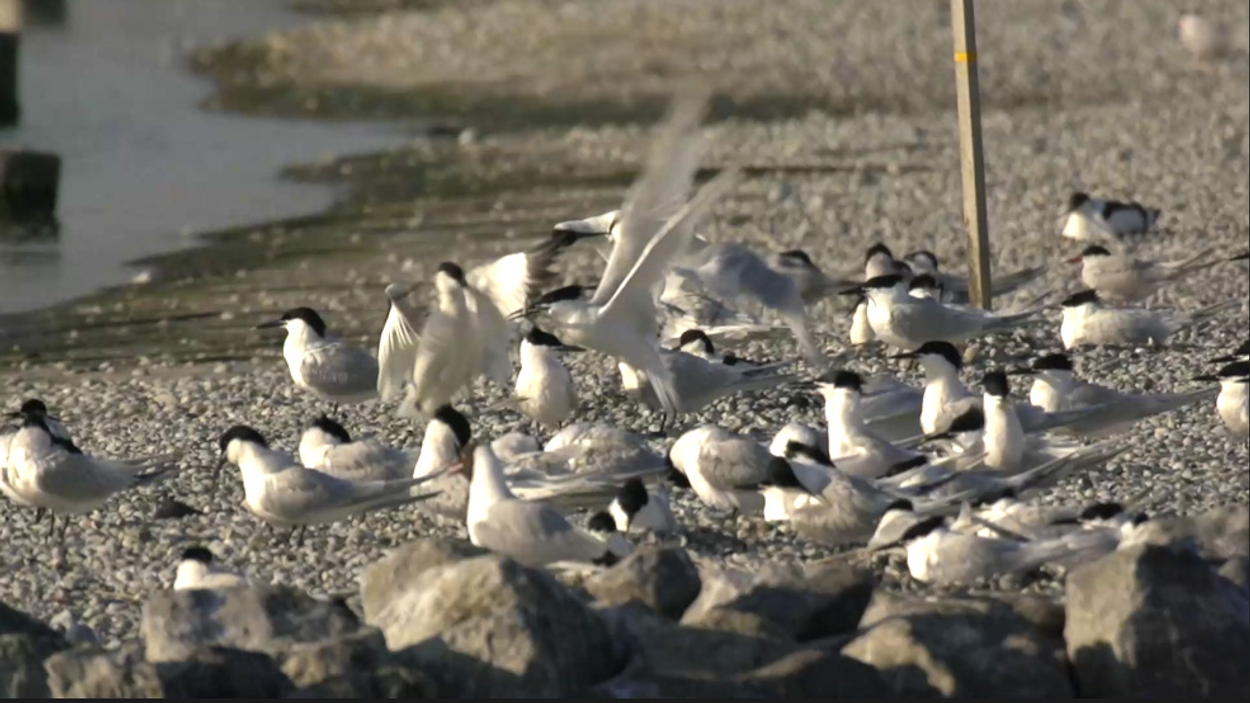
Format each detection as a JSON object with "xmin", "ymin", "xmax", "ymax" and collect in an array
[{"xmin": 0, "ymin": 149, "xmax": 60, "ymax": 222}]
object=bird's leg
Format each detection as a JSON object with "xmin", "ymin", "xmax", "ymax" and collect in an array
[
  {"xmin": 34, "ymin": 507, "xmax": 44, "ymax": 525},
  {"xmin": 296, "ymin": 526, "xmax": 307, "ymax": 548}
]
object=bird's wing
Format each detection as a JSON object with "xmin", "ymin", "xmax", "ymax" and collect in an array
[
  {"xmin": 466, "ymin": 285, "xmax": 515, "ymax": 385},
  {"xmin": 600, "ymin": 166, "xmax": 741, "ymax": 334},
  {"xmin": 263, "ymin": 467, "xmax": 415, "ymax": 519},
  {"xmin": 322, "ymin": 441, "xmax": 410, "ymax": 482},
  {"xmin": 474, "ymin": 499, "xmax": 608, "ymax": 564},
  {"xmin": 411, "ymin": 299, "xmax": 477, "ymax": 411},
  {"xmin": 697, "ymin": 437, "xmax": 771, "ymax": 489},
  {"xmin": 592, "ymin": 90, "xmax": 710, "ymax": 307},
  {"xmin": 1086, "ymin": 309, "xmax": 1167, "ymax": 345},
  {"xmin": 467, "ymin": 251, "xmax": 533, "ymax": 319},
  {"xmin": 301, "ymin": 343, "xmax": 380, "ymax": 399},
  {"xmin": 377, "ymin": 300, "xmax": 422, "ymax": 401},
  {"xmin": 32, "ymin": 451, "xmax": 138, "ymax": 503}
]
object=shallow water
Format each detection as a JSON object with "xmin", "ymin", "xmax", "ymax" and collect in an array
[{"xmin": 0, "ymin": 0, "xmax": 404, "ymax": 314}]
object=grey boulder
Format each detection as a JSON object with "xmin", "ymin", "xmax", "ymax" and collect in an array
[
  {"xmin": 584, "ymin": 546, "xmax": 702, "ymax": 619},
  {"xmin": 682, "ymin": 560, "xmax": 873, "ymax": 641},
  {"xmin": 1066, "ymin": 543, "xmax": 1250, "ymax": 697},
  {"xmin": 44, "ymin": 644, "xmax": 293, "ymax": 698},
  {"xmin": 843, "ymin": 597, "xmax": 1072, "ymax": 697},
  {"xmin": 359, "ymin": 538, "xmax": 487, "ymax": 623},
  {"xmin": 0, "ymin": 600, "xmax": 68, "ymax": 698},
  {"xmin": 142, "ymin": 586, "xmax": 362, "ymax": 663},
  {"xmin": 369, "ymin": 554, "xmax": 625, "ymax": 697}
]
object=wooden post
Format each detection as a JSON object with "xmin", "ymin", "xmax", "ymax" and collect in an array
[
  {"xmin": 950, "ymin": 0, "xmax": 991, "ymax": 310},
  {"xmin": 0, "ymin": 0, "xmax": 20, "ymax": 127}
]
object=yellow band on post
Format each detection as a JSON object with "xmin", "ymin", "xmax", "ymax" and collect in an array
[{"xmin": 955, "ymin": 51, "xmax": 976, "ymax": 63}]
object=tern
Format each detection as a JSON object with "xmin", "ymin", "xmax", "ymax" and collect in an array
[
  {"xmin": 1059, "ymin": 289, "xmax": 1239, "ymax": 349},
  {"xmin": 298, "ymin": 415, "xmax": 416, "ymax": 483},
  {"xmin": 1011, "ymin": 353, "xmax": 1218, "ymax": 438},
  {"xmin": 844, "ymin": 274, "xmax": 1039, "ymax": 350},
  {"xmin": 674, "ymin": 329, "xmax": 761, "ymax": 367},
  {"xmin": 376, "ymin": 230, "xmax": 591, "ymax": 401},
  {"xmin": 6, "ymin": 413, "xmax": 173, "ymax": 543},
  {"xmin": 396, "ymin": 262, "xmax": 514, "ymax": 418},
  {"xmin": 173, "ymin": 546, "xmax": 249, "ymax": 591},
  {"xmin": 256, "ymin": 307, "xmax": 380, "ymax": 406},
  {"xmin": 607, "ymin": 478, "xmax": 679, "ymax": 535},
  {"xmin": 523, "ymin": 91, "xmax": 740, "ymax": 420},
  {"xmin": 217, "ymin": 425, "xmax": 441, "ymax": 544},
  {"xmin": 903, "ymin": 250, "xmax": 1045, "ymax": 305},
  {"xmin": 892, "ymin": 342, "xmax": 1124, "ymax": 439},
  {"xmin": 767, "ymin": 249, "xmax": 858, "ymax": 305},
  {"xmin": 1061, "ymin": 192, "xmax": 1161, "ymax": 242},
  {"xmin": 586, "ymin": 511, "xmax": 637, "ymax": 560},
  {"xmin": 818, "ymin": 371, "xmax": 927, "ymax": 480},
  {"xmin": 667, "ymin": 241, "xmax": 827, "ymax": 368},
  {"xmin": 618, "ymin": 349, "xmax": 796, "ymax": 431},
  {"xmin": 667, "ymin": 425, "xmax": 770, "ymax": 513},
  {"xmin": 1068, "ymin": 244, "xmax": 1221, "ymax": 303},
  {"xmin": 1194, "ymin": 361, "xmax": 1250, "ymax": 439},
  {"xmin": 881, "ymin": 514, "xmax": 1117, "ymax": 586},
  {"xmin": 451, "ymin": 443, "xmax": 619, "ymax": 567},
  {"xmin": 515, "ymin": 325, "xmax": 580, "ymax": 431}
]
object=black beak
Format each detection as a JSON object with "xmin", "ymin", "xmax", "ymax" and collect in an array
[
  {"xmin": 889, "ymin": 352, "xmax": 919, "ymax": 361},
  {"xmin": 255, "ymin": 319, "xmax": 285, "ymax": 330},
  {"xmin": 1231, "ymin": 251, "xmax": 1249, "ymax": 262},
  {"xmin": 556, "ymin": 345, "xmax": 587, "ymax": 353},
  {"xmin": 1192, "ymin": 374, "xmax": 1219, "ymax": 383},
  {"xmin": 1210, "ymin": 355, "xmax": 1242, "ymax": 364},
  {"xmin": 837, "ymin": 286, "xmax": 866, "ymax": 297}
]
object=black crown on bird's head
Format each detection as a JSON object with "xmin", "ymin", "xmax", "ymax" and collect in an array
[
  {"xmin": 1032, "ymin": 353, "xmax": 1074, "ymax": 372},
  {"xmin": 1061, "ymin": 289, "xmax": 1101, "ymax": 308},
  {"xmin": 432, "ymin": 405, "xmax": 472, "ymax": 447},
  {"xmin": 279, "ymin": 307, "xmax": 327, "ymax": 336},
  {"xmin": 1068, "ymin": 192, "xmax": 1091, "ymax": 211},
  {"xmin": 437, "ymin": 262, "xmax": 466, "ymax": 285},
  {"xmin": 310, "ymin": 416, "xmax": 352, "ymax": 443},
  {"xmin": 865, "ymin": 243, "xmax": 894, "ymax": 263},
  {"xmin": 678, "ymin": 329, "xmax": 715, "ymax": 355},
  {"xmin": 218, "ymin": 425, "xmax": 269, "ymax": 455},
  {"xmin": 180, "ymin": 546, "xmax": 214, "ymax": 564},
  {"xmin": 779, "ymin": 249, "xmax": 815, "ymax": 267}
]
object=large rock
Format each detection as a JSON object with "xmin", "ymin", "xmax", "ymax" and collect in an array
[
  {"xmin": 370, "ymin": 554, "xmax": 625, "ymax": 697},
  {"xmin": 0, "ymin": 601, "xmax": 68, "ymax": 698},
  {"xmin": 738, "ymin": 647, "xmax": 894, "ymax": 697},
  {"xmin": 842, "ymin": 597, "xmax": 1072, "ymax": 697},
  {"xmin": 682, "ymin": 561, "xmax": 873, "ymax": 642},
  {"xmin": 44, "ymin": 644, "xmax": 293, "ymax": 698},
  {"xmin": 861, "ymin": 591, "xmax": 1066, "ymax": 641},
  {"xmin": 142, "ymin": 586, "xmax": 362, "ymax": 663},
  {"xmin": 1065, "ymin": 543, "xmax": 1250, "ymax": 697},
  {"xmin": 278, "ymin": 627, "xmax": 436, "ymax": 697},
  {"xmin": 584, "ymin": 547, "xmax": 702, "ymax": 619},
  {"xmin": 359, "ymin": 539, "xmax": 486, "ymax": 623},
  {"xmin": 1129, "ymin": 506, "xmax": 1249, "ymax": 561},
  {"xmin": 598, "ymin": 603, "xmax": 795, "ymax": 680}
]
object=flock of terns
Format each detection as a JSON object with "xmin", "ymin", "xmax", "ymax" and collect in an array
[{"xmin": 2, "ymin": 91, "xmax": 1247, "ymax": 591}]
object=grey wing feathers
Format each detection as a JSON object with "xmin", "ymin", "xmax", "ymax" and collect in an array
[
  {"xmin": 377, "ymin": 302, "xmax": 422, "ymax": 400},
  {"xmin": 322, "ymin": 442, "xmax": 412, "ymax": 482},
  {"xmin": 475, "ymin": 500, "xmax": 608, "ymax": 565},
  {"xmin": 302, "ymin": 343, "xmax": 380, "ymax": 398},
  {"xmin": 699, "ymin": 438, "xmax": 771, "ymax": 489},
  {"xmin": 593, "ymin": 90, "xmax": 710, "ymax": 306},
  {"xmin": 35, "ymin": 453, "xmax": 149, "ymax": 503}
]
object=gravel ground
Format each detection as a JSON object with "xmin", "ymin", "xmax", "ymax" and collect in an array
[{"xmin": 2, "ymin": 0, "xmax": 1248, "ymax": 646}]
